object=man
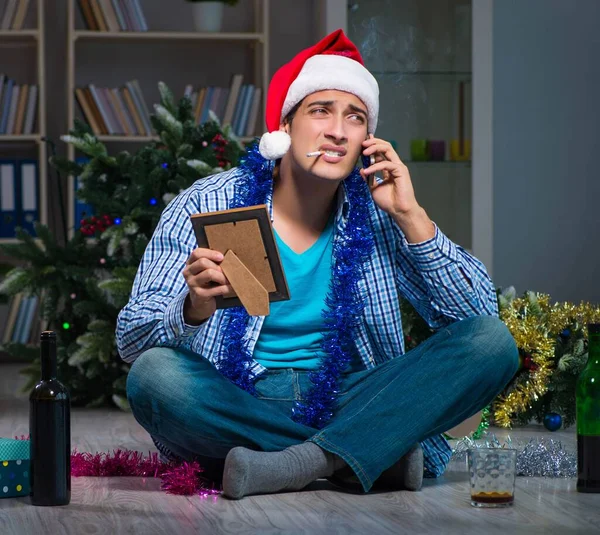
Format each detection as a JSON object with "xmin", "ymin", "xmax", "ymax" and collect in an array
[{"xmin": 117, "ymin": 29, "xmax": 518, "ymax": 500}]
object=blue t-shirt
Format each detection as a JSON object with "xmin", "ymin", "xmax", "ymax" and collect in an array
[{"xmin": 254, "ymin": 212, "xmax": 362, "ymax": 371}]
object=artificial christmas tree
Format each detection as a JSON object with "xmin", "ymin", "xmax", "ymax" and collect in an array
[{"xmin": 0, "ymin": 82, "xmax": 244, "ymax": 409}]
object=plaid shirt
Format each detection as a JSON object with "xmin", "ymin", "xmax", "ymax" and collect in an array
[{"xmin": 116, "ymin": 164, "xmax": 498, "ymax": 478}]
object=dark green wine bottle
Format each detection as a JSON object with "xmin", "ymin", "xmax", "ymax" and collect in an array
[
  {"xmin": 29, "ymin": 331, "xmax": 71, "ymax": 506},
  {"xmin": 576, "ymin": 323, "xmax": 600, "ymax": 493}
]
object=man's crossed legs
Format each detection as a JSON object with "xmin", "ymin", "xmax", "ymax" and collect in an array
[{"xmin": 126, "ymin": 315, "xmax": 518, "ymax": 499}]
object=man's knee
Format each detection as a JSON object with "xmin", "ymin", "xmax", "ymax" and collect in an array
[
  {"xmin": 126, "ymin": 347, "xmax": 177, "ymax": 409},
  {"xmin": 460, "ymin": 315, "xmax": 519, "ymax": 385},
  {"xmin": 126, "ymin": 346, "xmax": 224, "ymax": 416}
]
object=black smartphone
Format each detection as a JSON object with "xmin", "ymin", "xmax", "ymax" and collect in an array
[
  {"xmin": 361, "ymin": 153, "xmax": 372, "ymax": 170},
  {"xmin": 361, "ymin": 153, "xmax": 380, "ymax": 186}
]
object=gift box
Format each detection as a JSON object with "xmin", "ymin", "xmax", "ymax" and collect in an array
[{"xmin": 0, "ymin": 438, "xmax": 30, "ymax": 498}]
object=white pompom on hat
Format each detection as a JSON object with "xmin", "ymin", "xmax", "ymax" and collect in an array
[
  {"xmin": 258, "ymin": 130, "xmax": 291, "ymax": 161},
  {"xmin": 258, "ymin": 29, "xmax": 379, "ymax": 160}
]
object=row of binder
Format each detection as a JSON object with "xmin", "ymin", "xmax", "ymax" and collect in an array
[{"xmin": 0, "ymin": 159, "xmax": 39, "ymax": 238}]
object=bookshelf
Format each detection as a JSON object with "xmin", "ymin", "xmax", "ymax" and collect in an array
[
  {"xmin": 0, "ymin": 0, "xmax": 47, "ymax": 245},
  {"xmin": 73, "ymin": 30, "xmax": 265, "ymax": 42},
  {"xmin": 65, "ymin": 0, "xmax": 270, "ymax": 237}
]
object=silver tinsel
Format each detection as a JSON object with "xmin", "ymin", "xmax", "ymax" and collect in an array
[{"xmin": 452, "ymin": 433, "xmax": 577, "ymax": 478}]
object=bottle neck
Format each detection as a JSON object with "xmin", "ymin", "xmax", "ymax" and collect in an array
[
  {"xmin": 41, "ymin": 338, "xmax": 57, "ymax": 380},
  {"xmin": 588, "ymin": 334, "xmax": 600, "ymax": 369}
]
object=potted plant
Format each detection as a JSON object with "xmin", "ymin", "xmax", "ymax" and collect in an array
[{"xmin": 186, "ymin": 0, "xmax": 239, "ymax": 32}]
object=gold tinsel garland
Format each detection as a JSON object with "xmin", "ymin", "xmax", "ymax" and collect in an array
[{"xmin": 494, "ymin": 294, "xmax": 600, "ymax": 428}]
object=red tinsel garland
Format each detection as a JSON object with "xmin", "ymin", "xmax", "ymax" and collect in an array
[{"xmin": 15, "ymin": 435, "xmax": 220, "ymax": 497}]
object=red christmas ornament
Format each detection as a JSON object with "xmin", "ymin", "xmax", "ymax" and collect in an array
[
  {"xmin": 522, "ymin": 354, "xmax": 538, "ymax": 371},
  {"xmin": 211, "ymin": 134, "xmax": 229, "ymax": 168},
  {"xmin": 79, "ymin": 214, "xmax": 114, "ymax": 235}
]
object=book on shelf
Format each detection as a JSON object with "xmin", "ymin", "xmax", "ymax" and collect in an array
[
  {"xmin": 0, "ymin": 297, "xmax": 13, "ymax": 344},
  {"xmin": 2, "ymin": 293, "xmax": 22, "ymax": 344},
  {"xmin": 0, "ymin": 0, "xmax": 31, "ymax": 30},
  {"xmin": 78, "ymin": 0, "xmax": 148, "ymax": 32},
  {"xmin": 4, "ymin": 85, "xmax": 19, "ymax": 134},
  {"xmin": 23, "ymin": 84, "xmax": 37, "ymax": 134},
  {"xmin": 74, "ymin": 79, "xmax": 151, "ymax": 136},
  {"xmin": 222, "ymin": 74, "xmax": 243, "ymax": 126},
  {"xmin": 9, "ymin": 293, "xmax": 37, "ymax": 344},
  {"xmin": 245, "ymin": 87, "xmax": 262, "ymax": 138},
  {"xmin": 121, "ymin": 86, "xmax": 146, "ymax": 135},
  {"xmin": 0, "ymin": 0, "xmax": 18, "ymax": 30},
  {"xmin": 0, "ymin": 291, "xmax": 46, "ymax": 347},
  {"xmin": 13, "ymin": 84, "xmax": 29, "ymax": 135},
  {"xmin": 98, "ymin": 0, "xmax": 119, "ymax": 32},
  {"xmin": 0, "ymin": 74, "xmax": 38, "ymax": 135},
  {"xmin": 126, "ymin": 80, "xmax": 152, "ymax": 134},
  {"xmin": 1, "ymin": 0, "xmax": 31, "ymax": 31},
  {"xmin": 186, "ymin": 74, "xmax": 262, "ymax": 138}
]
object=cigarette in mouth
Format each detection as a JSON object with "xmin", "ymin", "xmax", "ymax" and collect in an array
[{"xmin": 306, "ymin": 151, "xmax": 323, "ymax": 157}]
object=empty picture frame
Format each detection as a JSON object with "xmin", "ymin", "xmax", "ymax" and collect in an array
[{"xmin": 190, "ymin": 204, "xmax": 290, "ymax": 311}]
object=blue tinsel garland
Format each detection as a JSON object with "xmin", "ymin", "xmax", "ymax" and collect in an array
[{"xmin": 215, "ymin": 145, "xmax": 375, "ymax": 428}]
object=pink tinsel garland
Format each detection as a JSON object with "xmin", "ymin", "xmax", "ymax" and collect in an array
[{"xmin": 16, "ymin": 435, "xmax": 220, "ymax": 497}]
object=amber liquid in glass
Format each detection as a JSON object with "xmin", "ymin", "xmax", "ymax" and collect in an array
[{"xmin": 471, "ymin": 491, "xmax": 514, "ymax": 505}]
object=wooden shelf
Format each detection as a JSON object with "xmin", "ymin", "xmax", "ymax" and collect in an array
[
  {"xmin": 94, "ymin": 135, "xmax": 256, "ymax": 144},
  {"xmin": 0, "ymin": 29, "xmax": 39, "ymax": 40},
  {"xmin": 0, "ymin": 238, "xmax": 43, "ymax": 245},
  {"xmin": 72, "ymin": 30, "xmax": 265, "ymax": 43},
  {"xmin": 0, "ymin": 134, "xmax": 41, "ymax": 142},
  {"xmin": 65, "ymin": 0, "xmax": 270, "ymax": 238}
]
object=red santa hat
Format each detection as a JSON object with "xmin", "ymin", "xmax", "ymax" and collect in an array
[{"xmin": 258, "ymin": 29, "xmax": 379, "ymax": 160}]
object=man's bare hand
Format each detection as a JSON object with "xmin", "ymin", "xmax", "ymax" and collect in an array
[{"xmin": 182, "ymin": 248, "xmax": 233, "ymax": 324}]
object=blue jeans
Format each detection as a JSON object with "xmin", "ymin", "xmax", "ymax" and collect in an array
[{"xmin": 126, "ymin": 315, "xmax": 518, "ymax": 492}]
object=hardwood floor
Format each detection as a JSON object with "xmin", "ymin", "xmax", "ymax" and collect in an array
[{"xmin": 0, "ymin": 364, "xmax": 598, "ymax": 535}]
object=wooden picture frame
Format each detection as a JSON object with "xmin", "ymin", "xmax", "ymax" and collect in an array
[{"xmin": 190, "ymin": 205, "xmax": 290, "ymax": 314}]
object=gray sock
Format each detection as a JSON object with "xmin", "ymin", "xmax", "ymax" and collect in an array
[
  {"xmin": 222, "ymin": 441, "xmax": 346, "ymax": 499},
  {"xmin": 377, "ymin": 443, "xmax": 424, "ymax": 491}
]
